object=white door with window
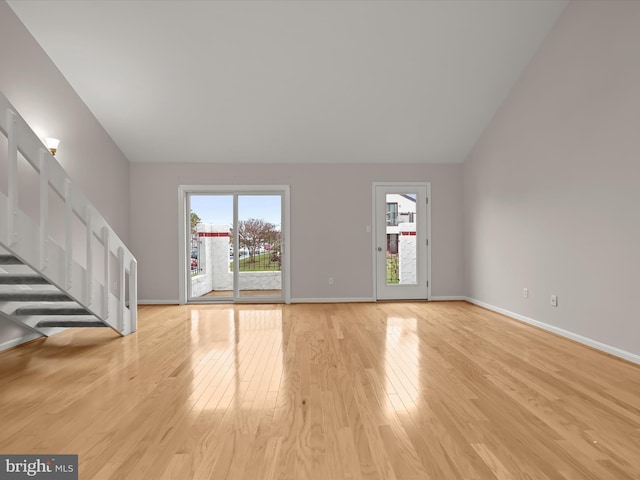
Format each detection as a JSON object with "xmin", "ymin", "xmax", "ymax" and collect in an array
[{"xmin": 374, "ymin": 183, "xmax": 429, "ymax": 300}]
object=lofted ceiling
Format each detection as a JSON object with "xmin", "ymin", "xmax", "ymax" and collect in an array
[{"xmin": 8, "ymin": 0, "xmax": 567, "ymax": 164}]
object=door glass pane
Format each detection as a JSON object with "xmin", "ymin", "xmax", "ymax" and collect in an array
[
  {"xmin": 237, "ymin": 195, "xmax": 282, "ymax": 299},
  {"xmin": 386, "ymin": 193, "xmax": 417, "ymax": 285},
  {"xmin": 188, "ymin": 194, "xmax": 233, "ymax": 299}
]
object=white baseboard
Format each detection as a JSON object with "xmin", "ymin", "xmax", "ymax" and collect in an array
[
  {"xmin": 138, "ymin": 300, "xmax": 180, "ymax": 305},
  {"xmin": 291, "ymin": 297, "xmax": 375, "ymax": 304},
  {"xmin": 0, "ymin": 332, "xmax": 42, "ymax": 352},
  {"xmin": 465, "ymin": 297, "xmax": 640, "ymax": 366},
  {"xmin": 430, "ymin": 296, "xmax": 467, "ymax": 301}
]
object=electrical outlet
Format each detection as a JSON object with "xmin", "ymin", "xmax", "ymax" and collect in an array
[
  {"xmin": 523, "ymin": 288, "xmax": 528, "ymax": 299},
  {"xmin": 328, "ymin": 277, "xmax": 334, "ymax": 285},
  {"xmin": 551, "ymin": 295, "xmax": 558, "ymax": 307}
]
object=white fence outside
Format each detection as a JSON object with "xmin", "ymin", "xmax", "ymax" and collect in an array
[{"xmin": 191, "ymin": 224, "xmax": 281, "ymax": 297}]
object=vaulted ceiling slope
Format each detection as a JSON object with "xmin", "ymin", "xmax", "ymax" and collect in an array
[{"xmin": 8, "ymin": 0, "xmax": 567, "ymax": 164}]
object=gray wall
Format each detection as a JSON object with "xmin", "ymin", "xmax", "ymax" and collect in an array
[
  {"xmin": 0, "ymin": 2, "xmax": 132, "ymax": 348},
  {"xmin": 464, "ymin": 1, "xmax": 640, "ymax": 358},
  {"xmin": 130, "ymin": 163, "xmax": 464, "ymax": 302}
]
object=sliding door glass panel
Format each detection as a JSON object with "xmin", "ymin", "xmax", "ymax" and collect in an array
[
  {"xmin": 188, "ymin": 194, "xmax": 233, "ymax": 300},
  {"xmin": 237, "ymin": 195, "xmax": 282, "ymax": 299}
]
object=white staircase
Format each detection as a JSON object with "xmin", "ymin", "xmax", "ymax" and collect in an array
[{"xmin": 0, "ymin": 92, "xmax": 136, "ymax": 339}]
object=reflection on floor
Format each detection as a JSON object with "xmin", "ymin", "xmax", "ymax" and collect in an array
[{"xmin": 1, "ymin": 301, "xmax": 639, "ymax": 479}]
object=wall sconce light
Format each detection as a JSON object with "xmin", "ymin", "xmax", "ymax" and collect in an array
[{"xmin": 45, "ymin": 137, "xmax": 60, "ymax": 156}]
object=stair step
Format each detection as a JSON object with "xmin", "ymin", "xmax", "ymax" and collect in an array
[
  {"xmin": 0, "ymin": 255, "xmax": 22, "ymax": 265},
  {"xmin": 36, "ymin": 320, "xmax": 106, "ymax": 328},
  {"xmin": 15, "ymin": 306, "xmax": 91, "ymax": 316},
  {"xmin": 0, "ymin": 292, "xmax": 70, "ymax": 302},
  {"xmin": 0, "ymin": 275, "xmax": 50, "ymax": 285}
]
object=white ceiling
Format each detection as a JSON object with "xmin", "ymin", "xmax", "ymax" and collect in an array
[{"xmin": 8, "ymin": 0, "xmax": 567, "ymax": 164}]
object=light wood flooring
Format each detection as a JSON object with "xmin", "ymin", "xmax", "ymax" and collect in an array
[{"xmin": 0, "ymin": 301, "xmax": 639, "ymax": 479}]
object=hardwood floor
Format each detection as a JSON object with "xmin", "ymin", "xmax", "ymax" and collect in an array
[{"xmin": 0, "ymin": 301, "xmax": 639, "ymax": 479}]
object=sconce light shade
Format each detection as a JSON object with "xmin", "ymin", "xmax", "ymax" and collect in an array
[{"xmin": 45, "ymin": 137, "xmax": 60, "ymax": 156}]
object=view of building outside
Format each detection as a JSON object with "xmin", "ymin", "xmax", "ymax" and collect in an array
[{"xmin": 386, "ymin": 194, "xmax": 416, "ymax": 284}]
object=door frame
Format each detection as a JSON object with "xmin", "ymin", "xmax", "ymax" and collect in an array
[
  {"xmin": 371, "ymin": 182, "xmax": 431, "ymax": 300},
  {"xmin": 178, "ymin": 185, "xmax": 291, "ymax": 304}
]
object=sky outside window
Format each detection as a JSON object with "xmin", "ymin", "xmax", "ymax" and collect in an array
[{"xmin": 190, "ymin": 195, "xmax": 281, "ymax": 227}]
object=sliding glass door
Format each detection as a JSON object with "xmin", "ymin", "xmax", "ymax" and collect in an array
[{"xmin": 183, "ymin": 186, "xmax": 288, "ymax": 303}]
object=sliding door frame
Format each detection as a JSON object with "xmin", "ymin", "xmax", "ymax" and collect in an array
[{"xmin": 178, "ymin": 185, "xmax": 291, "ymax": 304}]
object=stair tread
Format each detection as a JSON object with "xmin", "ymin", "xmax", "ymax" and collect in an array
[
  {"xmin": 15, "ymin": 306, "xmax": 91, "ymax": 316},
  {"xmin": 0, "ymin": 292, "xmax": 71, "ymax": 302},
  {"xmin": 36, "ymin": 320, "xmax": 106, "ymax": 328},
  {"xmin": 0, "ymin": 275, "xmax": 50, "ymax": 285},
  {"xmin": 0, "ymin": 255, "xmax": 22, "ymax": 265}
]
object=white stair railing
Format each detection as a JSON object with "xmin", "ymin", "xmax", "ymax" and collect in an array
[{"xmin": 0, "ymin": 91, "xmax": 136, "ymax": 336}]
